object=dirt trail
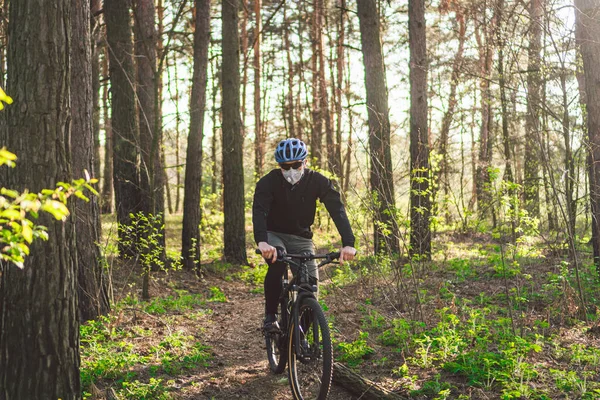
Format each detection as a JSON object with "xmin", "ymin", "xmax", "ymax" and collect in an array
[{"xmin": 182, "ymin": 277, "xmax": 354, "ymax": 400}]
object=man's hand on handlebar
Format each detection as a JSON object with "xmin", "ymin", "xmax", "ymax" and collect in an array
[
  {"xmin": 258, "ymin": 241, "xmax": 277, "ymax": 263},
  {"xmin": 339, "ymin": 246, "xmax": 357, "ymax": 265}
]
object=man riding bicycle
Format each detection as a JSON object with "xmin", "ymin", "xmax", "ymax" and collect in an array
[{"xmin": 252, "ymin": 138, "xmax": 357, "ymax": 333}]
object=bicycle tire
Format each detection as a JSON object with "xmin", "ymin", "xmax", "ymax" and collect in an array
[
  {"xmin": 265, "ymin": 287, "xmax": 288, "ymax": 374},
  {"xmin": 288, "ymin": 296, "xmax": 333, "ymax": 400}
]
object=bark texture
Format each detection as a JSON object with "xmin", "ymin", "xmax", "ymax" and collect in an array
[
  {"xmin": 105, "ymin": 0, "xmax": 141, "ymax": 252},
  {"xmin": 0, "ymin": 0, "xmax": 80, "ymax": 397},
  {"xmin": 72, "ymin": 0, "xmax": 110, "ymax": 322},
  {"xmin": 182, "ymin": 0, "xmax": 210, "ymax": 270},
  {"xmin": 222, "ymin": 0, "xmax": 248, "ymax": 265},
  {"xmin": 576, "ymin": 0, "xmax": 600, "ymax": 273},
  {"xmin": 409, "ymin": 0, "xmax": 431, "ymax": 258},
  {"xmin": 357, "ymin": 0, "xmax": 400, "ymax": 254}
]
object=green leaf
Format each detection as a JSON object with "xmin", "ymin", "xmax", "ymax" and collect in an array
[
  {"xmin": 22, "ymin": 222, "xmax": 33, "ymax": 243},
  {"xmin": 41, "ymin": 200, "xmax": 70, "ymax": 220},
  {"xmin": 1, "ymin": 188, "xmax": 19, "ymax": 199},
  {"xmin": 1, "ymin": 209, "xmax": 21, "ymax": 220}
]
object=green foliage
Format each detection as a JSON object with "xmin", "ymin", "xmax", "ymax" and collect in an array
[
  {"xmin": 208, "ymin": 286, "xmax": 228, "ymax": 302},
  {"xmin": 80, "ymin": 304, "xmax": 211, "ymax": 398},
  {"xmin": 336, "ymin": 331, "xmax": 375, "ymax": 367},
  {"xmin": 0, "ymin": 147, "xmax": 98, "ymax": 268}
]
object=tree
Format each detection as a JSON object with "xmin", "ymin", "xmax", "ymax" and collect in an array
[
  {"xmin": 575, "ymin": 0, "xmax": 600, "ymax": 273},
  {"xmin": 357, "ymin": 0, "xmax": 400, "ymax": 255},
  {"xmin": 0, "ymin": 0, "xmax": 80, "ymax": 396},
  {"xmin": 253, "ymin": 0, "xmax": 264, "ymax": 176},
  {"xmin": 222, "ymin": 0, "xmax": 248, "ymax": 265},
  {"xmin": 182, "ymin": 0, "xmax": 210, "ymax": 270},
  {"xmin": 72, "ymin": 0, "xmax": 110, "ymax": 321},
  {"xmin": 409, "ymin": 0, "xmax": 431, "ymax": 258},
  {"xmin": 524, "ymin": 0, "xmax": 543, "ymax": 217},
  {"xmin": 105, "ymin": 0, "xmax": 142, "ymax": 252},
  {"xmin": 134, "ymin": 0, "xmax": 165, "ymax": 222}
]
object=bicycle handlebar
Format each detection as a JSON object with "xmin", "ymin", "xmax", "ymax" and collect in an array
[{"xmin": 255, "ymin": 248, "xmax": 341, "ymax": 263}]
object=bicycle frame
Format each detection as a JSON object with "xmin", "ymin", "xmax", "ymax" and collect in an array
[{"xmin": 274, "ymin": 250, "xmax": 339, "ymax": 362}]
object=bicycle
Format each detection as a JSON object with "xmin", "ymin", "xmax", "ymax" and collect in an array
[{"xmin": 256, "ymin": 247, "xmax": 340, "ymax": 400}]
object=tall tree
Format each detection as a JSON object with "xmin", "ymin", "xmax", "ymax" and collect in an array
[
  {"xmin": 437, "ymin": 1, "xmax": 467, "ymax": 224},
  {"xmin": 283, "ymin": 1, "xmax": 296, "ymax": 139},
  {"xmin": 253, "ymin": 0, "xmax": 264, "ymax": 176},
  {"xmin": 575, "ymin": 0, "xmax": 600, "ymax": 273},
  {"xmin": 72, "ymin": 0, "xmax": 110, "ymax": 321},
  {"xmin": 0, "ymin": 0, "xmax": 80, "ymax": 396},
  {"xmin": 474, "ymin": 5, "xmax": 497, "ymax": 216},
  {"xmin": 100, "ymin": 47, "xmax": 114, "ymax": 214},
  {"xmin": 105, "ymin": 0, "xmax": 141, "ymax": 252},
  {"xmin": 134, "ymin": 0, "xmax": 165, "ymax": 218},
  {"xmin": 357, "ymin": 0, "xmax": 400, "ymax": 254},
  {"xmin": 524, "ymin": 0, "xmax": 543, "ymax": 217},
  {"xmin": 310, "ymin": 0, "xmax": 322, "ymax": 165},
  {"xmin": 409, "ymin": 0, "xmax": 431, "ymax": 258},
  {"xmin": 222, "ymin": 0, "xmax": 248, "ymax": 265},
  {"xmin": 182, "ymin": 0, "xmax": 210, "ymax": 271}
]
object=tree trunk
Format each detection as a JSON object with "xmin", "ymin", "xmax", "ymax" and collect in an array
[
  {"xmin": 437, "ymin": 7, "xmax": 466, "ymax": 224},
  {"xmin": 210, "ymin": 55, "xmax": 221, "ymax": 195},
  {"xmin": 310, "ymin": 0, "xmax": 322, "ymax": 165},
  {"xmin": 357, "ymin": 0, "xmax": 400, "ymax": 255},
  {"xmin": 100, "ymin": 45, "xmax": 114, "ymax": 214},
  {"xmin": 474, "ymin": 7, "xmax": 497, "ymax": 214},
  {"xmin": 253, "ymin": 0, "xmax": 264, "ymax": 176},
  {"xmin": 575, "ymin": 0, "xmax": 600, "ymax": 274},
  {"xmin": 336, "ymin": 0, "xmax": 346, "ymax": 189},
  {"xmin": 91, "ymin": 0, "xmax": 102, "ymax": 189},
  {"xmin": 0, "ymin": 0, "xmax": 80, "ymax": 397},
  {"xmin": 408, "ymin": 0, "xmax": 431, "ymax": 259},
  {"xmin": 283, "ymin": 2, "xmax": 295, "ymax": 139},
  {"xmin": 333, "ymin": 363, "xmax": 408, "ymax": 400},
  {"xmin": 182, "ymin": 0, "xmax": 210, "ymax": 271},
  {"xmin": 72, "ymin": 0, "xmax": 110, "ymax": 322},
  {"xmin": 222, "ymin": 0, "xmax": 248, "ymax": 265},
  {"xmin": 524, "ymin": 0, "xmax": 542, "ymax": 217},
  {"xmin": 105, "ymin": 0, "xmax": 141, "ymax": 253},
  {"xmin": 134, "ymin": 0, "xmax": 164, "ymax": 216},
  {"xmin": 241, "ymin": 0, "xmax": 249, "ymax": 130}
]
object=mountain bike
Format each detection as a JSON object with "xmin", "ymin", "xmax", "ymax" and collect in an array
[{"xmin": 256, "ymin": 248, "xmax": 339, "ymax": 400}]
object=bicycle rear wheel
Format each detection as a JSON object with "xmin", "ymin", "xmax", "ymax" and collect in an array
[
  {"xmin": 265, "ymin": 289, "xmax": 288, "ymax": 374},
  {"xmin": 288, "ymin": 297, "xmax": 333, "ymax": 400}
]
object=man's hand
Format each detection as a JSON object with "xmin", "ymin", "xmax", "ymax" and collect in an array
[
  {"xmin": 339, "ymin": 246, "xmax": 357, "ymax": 265},
  {"xmin": 258, "ymin": 241, "xmax": 277, "ymax": 263}
]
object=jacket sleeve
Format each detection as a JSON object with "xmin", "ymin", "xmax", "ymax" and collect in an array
[
  {"xmin": 252, "ymin": 177, "xmax": 273, "ymax": 245},
  {"xmin": 318, "ymin": 176, "xmax": 355, "ymax": 248}
]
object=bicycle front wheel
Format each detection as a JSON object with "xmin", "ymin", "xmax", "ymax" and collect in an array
[{"xmin": 288, "ymin": 297, "xmax": 333, "ymax": 400}]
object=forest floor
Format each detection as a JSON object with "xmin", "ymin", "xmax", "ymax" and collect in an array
[{"xmin": 83, "ymin": 217, "xmax": 600, "ymax": 400}]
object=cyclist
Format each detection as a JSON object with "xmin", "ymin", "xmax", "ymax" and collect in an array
[{"xmin": 253, "ymin": 138, "xmax": 357, "ymax": 333}]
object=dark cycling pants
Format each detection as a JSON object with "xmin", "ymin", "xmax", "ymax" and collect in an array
[{"xmin": 264, "ymin": 231, "xmax": 316, "ymax": 314}]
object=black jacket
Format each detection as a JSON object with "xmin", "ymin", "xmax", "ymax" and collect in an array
[{"xmin": 252, "ymin": 168, "xmax": 355, "ymax": 247}]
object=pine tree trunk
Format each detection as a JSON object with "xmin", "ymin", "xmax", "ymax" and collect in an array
[
  {"xmin": 336, "ymin": 0, "xmax": 346, "ymax": 188},
  {"xmin": 437, "ymin": 9, "xmax": 466, "ymax": 224},
  {"xmin": 524, "ymin": 0, "xmax": 542, "ymax": 217},
  {"xmin": 105, "ymin": 0, "xmax": 141, "ymax": 253},
  {"xmin": 72, "ymin": 0, "xmax": 110, "ymax": 322},
  {"xmin": 575, "ymin": 0, "xmax": 600, "ymax": 274},
  {"xmin": 357, "ymin": 0, "xmax": 400, "ymax": 255},
  {"xmin": 222, "ymin": 0, "xmax": 248, "ymax": 265},
  {"xmin": 253, "ymin": 0, "xmax": 264, "ymax": 176},
  {"xmin": 101, "ymin": 45, "xmax": 114, "ymax": 214},
  {"xmin": 310, "ymin": 0, "xmax": 322, "ymax": 165},
  {"xmin": 474, "ymin": 9, "xmax": 497, "ymax": 214},
  {"xmin": 408, "ymin": 0, "xmax": 431, "ymax": 258},
  {"xmin": 283, "ymin": 2, "xmax": 295, "ymax": 139},
  {"xmin": 210, "ymin": 56, "xmax": 221, "ymax": 195},
  {"xmin": 0, "ymin": 0, "xmax": 80, "ymax": 396},
  {"xmin": 182, "ymin": 0, "xmax": 210, "ymax": 270}
]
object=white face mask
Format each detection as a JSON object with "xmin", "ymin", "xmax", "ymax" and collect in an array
[{"xmin": 282, "ymin": 167, "xmax": 304, "ymax": 185}]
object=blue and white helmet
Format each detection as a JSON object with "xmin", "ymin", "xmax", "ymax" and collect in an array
[{"xmin": 274, "ymin": 138, "xmax": 308, "ymax": 163}]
